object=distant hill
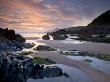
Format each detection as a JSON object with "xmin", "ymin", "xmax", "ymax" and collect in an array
[
  {"xmin": 88, "ymin": 10, "xmax": 110, "ymax": 26},
  {"xmin": 49, "ymin": 10, "xmax": 110, "ymax": 35},
  {"xmin": 64, "ymin": 26, "xmax": 85, "ymax": 34},
  {"xmin": 81, "ymin": 10, "xmax": 110, "ymax": 34},
  {"xmin": 49, "ymin": 26, "xmax": 85, "ymax": 35}
]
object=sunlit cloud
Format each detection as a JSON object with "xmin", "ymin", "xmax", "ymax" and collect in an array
[
  {"xmin": 0, "ymin": 0, "xmax": 110, "ymax": 32},
  {"xmin": 33, "ymin": 0, "xmax": 43, "ymax": 3}
]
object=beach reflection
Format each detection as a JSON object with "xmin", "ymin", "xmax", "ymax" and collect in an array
[
  {"xmin": 27, "ymin": 64, "xmax": 91, "ymax": 82},
  {"xmin": 68, "ymin": 56, "xmax": 110, "ymax": 75}
]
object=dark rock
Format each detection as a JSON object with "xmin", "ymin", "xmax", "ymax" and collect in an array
[
  {"xmin": 0, "ymin": 40, "xmax": 23, "ymax": 52},
  {"xmin": 15, "ymin": 34, "xmax": 26, "ymax": 43},
  {"xmin": 0, "ymin": 52, "xmax": 64, "ymax": 82},
  {"xmin": 23, "ymin": 43, "xmax": 35, "ymax": 49},
  {"xmin": 0, "ymin": 28, "xmax": 26, "ymax": 52},
  {"xmin": 0, "ymin": 28, "xmax": 25, "ymax": 42},
  {"xmin": 88, "ymin": 10, "xmax": 110, "ymax": 26},
  {"xmin": 42, "ymin": 34, "xmax": 50, "ymax": 40},
  {"xmin": 44, "ymin": 66, "xmax": 63, "ymax": 78},
  {"xmin": 53, "ymin": 35, "xmax": 68, "ymax": 40},
  {"xmin": 33, "ymin": 45, "xmax": 57, "ymax": 51},
  {"xmin": 50, "ymin": 29, "xmax": 67, "ymax": 35}
]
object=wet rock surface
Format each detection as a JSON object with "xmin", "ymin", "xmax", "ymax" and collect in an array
[
  {"xmin": 23, "ymin": 43, "xmax": 35, "ymax": 49},
  {"xmin": 42, "ymin": 34, "xmax": 50, "ymax": 40},
  {"xmin": 0, "ymin": 28, "xmax": 65, "ymax": 82},
  {"xmin": 0, "ymin": 28, "xmax": 26, "ymax": 52},
  {"xmin": 0, "ymin": 40, "xmax": 23, "ymax": 51},
  {"xmin": 44, "ymin": 66, "xmax": 63, "ymax": 78},
  {"xmin": 53, "ymin": 35, "xmax": 68, "ymax": 40},
  {"xmin": 33, "ymin": 45, "xmax": 57, "ymax": 51},
  {"xmin": 0, "ymin": 52, "xmax": 64, "ymax": 82}
]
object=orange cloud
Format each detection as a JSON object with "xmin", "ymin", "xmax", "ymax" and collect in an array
[
  {"xmin": 0, "ymin": 0, "xmax": 57, "ymax": 32},
  {"xmin": 0, "ymin": 0, "xmax": 91, "ymax": 32}
]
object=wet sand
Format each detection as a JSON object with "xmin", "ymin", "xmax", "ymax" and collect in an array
[
  {"xmin": 25, "ymin": 39, "xmax": 110, "ymax": 82},
  {"xmin": 32, "ymin": 51, "xmax": 110, "ymax": 82},
  {"xmin": 38, "ymin": 40, "xmax": 110, "ymax": 55},
  {"xmin": 30, "ymin": 40, "xmax": 110, "ymax": 82}
]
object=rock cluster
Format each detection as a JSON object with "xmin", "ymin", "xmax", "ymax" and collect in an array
[
  {"xmin": 0, "ymin": 40, "xmax": 23, "ymax": 51},
  {"xmin": 0, "ymin": 28, "xmax": 25, "ymax": 43},
  {"xmin": 48, "ymin": 29, "xmax": 68, "ymax": 40},
  {"xmin": 23, "ymin": 43, "xmax": 35, "ymax": 49},
  {"xmin": 0, "ymin": 28, "xmax": 64, "ymax": 82},
  {"xmin": 0, "ymin": 52, "xmax": 63, "ymax": 82},
  {"xmin": 53, "ymin": 34, "xmax": 68, "ymax": 40},
  {"xmin": 0, "ymin": 28, "xmax": 26, "ymax": 52},
  {"xmin": 33, "ymin": 45, "xmax": 57, "ymax": 51},
  {"xmin": 0, "ymin": 42, "xmax": 36, "ymax": 52}
]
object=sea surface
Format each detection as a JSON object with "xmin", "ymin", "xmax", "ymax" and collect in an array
[{"xmin": 21, "ymin": 32, "xmax": 46, "ymax": 40}]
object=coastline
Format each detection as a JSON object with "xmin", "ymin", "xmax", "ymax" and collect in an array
[
  {"xmin": 37, "ymin": 40, "xmax": 110, "ymax": 55},
  {"xmin": 32, "ymin": 51, "xmax": 110, "ymax": 82}
]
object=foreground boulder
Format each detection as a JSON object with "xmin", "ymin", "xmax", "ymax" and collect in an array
[
  {"xmin": 44, "ymin": 66, "xmax": 63, "ymax": 78},
  {"xmin": 0, "ymin": 52, "xmax": 63, "ymax": 82},
  {"xmin": 33, "ymin": 45, "xmax": 57, "ymax": 51},
  {"xmin": 0, "ymin": 40, "xmax": 23, "ymax": 51}
]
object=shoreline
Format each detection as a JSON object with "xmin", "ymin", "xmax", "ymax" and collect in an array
[
  {"xmin": 15, "ymin": 38, "xmax": 110, "ymax": 82},
  {"xmin": 32, "ymin": 51, "xmax": 110, "ymax": 82},
  {"xmin": 37, "ymin": 40, "xmax": 110, "ymax": 55}
]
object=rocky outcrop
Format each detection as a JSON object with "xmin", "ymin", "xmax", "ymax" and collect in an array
[
  {"xmin": 48, "ymin": 29, "xmax": 68, "ymax": 40},
  {"xmin": 53, "ymin": 35, "xmax": 68, "ymax": 40},
  {"xmin": 80, "ymin": 10, "xmax": 110, "ymax": 35},
  {"xmin": 33, "ymin": 45, "xmax": 57, "ymax": 51},
  {"xmin": 88, "ymin": 10, "xmax": 110, "ymax": 26},
  {"xmin": 0, "ymin": 52, "xmax": 63, "ymax": 82},
  {"xmin": 0, "ymin": 28, "xmax": 26, "ymax": 52},
  {"xmin": 23, "ymin": 43, "xmax": 35, "ymax": 49},
  {"xmin": 0, "ymin": 28, "xmax": 25, "ymax": 43},
  {"xmin": 15, "ymin": 34, "xmax": 26, "ymax": 43},
  {"xmin": 0, "ymin": 40, "xmax": 23, "ymax": 51},
  {"xmin": 44, "ymin": 66, "xmax": 63, "ymax": 78},
  {"xmin": 42, "ymin": 33, "xmax": 50, "ymax": 40}
]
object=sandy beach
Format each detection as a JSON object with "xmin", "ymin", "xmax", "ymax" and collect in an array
[
  {"xmin": 38, "ymin": 40, "xmax": 110, "ymax": 55},
  {"xmin": 32, "ymin": 51, "xmax": 110, "ymax": 82},
  {"xmin": 28, "ymin": 40, "xmax": 110, "ymax": 82}
]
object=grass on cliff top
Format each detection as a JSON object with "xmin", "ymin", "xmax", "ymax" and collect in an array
[{"xmin": 33, "ymin": 57, "xmax": 56, "ymax": 65}]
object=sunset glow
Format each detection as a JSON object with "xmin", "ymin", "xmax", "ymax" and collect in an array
[{"xmin": 0, "ymin": 0, "xmax": 110, "ymax": 32}]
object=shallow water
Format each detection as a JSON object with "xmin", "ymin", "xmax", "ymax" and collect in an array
[
  {"xmin": 68, "ymin": 56, "xmax": 110, "ymax": 75},
  {"xmin": 61, "ymin": 40, "xmax": 86, "ymax": 44},
  {"xmin": 21, "ymin": 33, "xmax": 46, "ymax": 40},
  {"xmin": 22, "ymin": 40, "xmax": 46, "ymax": 52},
  {"xmin": 27, "ymin": 64, "xmax": 92, "ymax": 82}
]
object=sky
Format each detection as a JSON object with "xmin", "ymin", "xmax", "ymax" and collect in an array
[{"xmin": 0, "ymin": 0, "xmax": 110, "ymax": 33}]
